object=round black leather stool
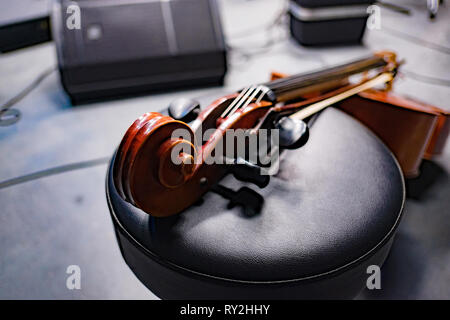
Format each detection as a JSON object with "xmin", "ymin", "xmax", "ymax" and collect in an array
[{"xmin": 106, "ymin": 108, "xmax": 405, "ymax": 299}]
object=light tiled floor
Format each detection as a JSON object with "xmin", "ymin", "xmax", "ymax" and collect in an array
[{"xmin": 0, "ymin": 0, "xmax": 448, "ymax": 299}]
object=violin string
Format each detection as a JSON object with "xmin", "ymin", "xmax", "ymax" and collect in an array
[
  {"xmin": 221, "ymin": 85, "xmax": 269, "ymax": 119},
  {"xmin": 222, "ymin": 85, "xmax": 258, "ymax": 118},
  {"xmin": 256, "ymin": 87, "xmax": 269, "ymax": 103},
  {"xmin": 221, "ymin": 84, "xmax": 271, "ymax": 119},
  {"xmin": 226, "ymin": 86, "xmax": 258, "ymax": 117},
  {"xmin": 241, "ymin": 85, "xmax": 264, "ymax": 110},
  {"xmin": 220, "ymin": 85, "xmax": 252, "ymax": 118}
]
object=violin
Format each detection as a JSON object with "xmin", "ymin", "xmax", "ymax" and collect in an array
[
  {"xmin": 113, "ymin": 50, "xmax": 449, "ymax": 217},
  {"xmin": 270, "ymin": 71, "xmax": 450, "ymax": 178}
]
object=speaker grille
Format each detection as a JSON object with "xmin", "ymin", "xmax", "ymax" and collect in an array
[{"xmin": 170, "ymin": 0, "xmax": 219, "ymax": 54}]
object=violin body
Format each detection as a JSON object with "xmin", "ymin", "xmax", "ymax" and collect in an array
[{"xmin": 337, "ymin": 90, "xmax": 449, "ymax": 177}]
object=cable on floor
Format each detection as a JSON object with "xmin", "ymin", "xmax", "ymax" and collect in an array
[
  {"xmin": 0, "ymin": 157, "xmax": 110, "ymax": 190},
  {"xmin": 0, "ymin": 66, "xmax": 57, "ymax": 127}
]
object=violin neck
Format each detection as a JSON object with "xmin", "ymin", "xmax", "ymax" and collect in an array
[{"xmin": 264, "ymin": 55, "xmax": 387, "ymax": 102}]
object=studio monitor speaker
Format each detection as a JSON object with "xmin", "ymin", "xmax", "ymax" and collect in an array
[{"xmin": 52, "ymin": 0, "xmax": 227, "ymax": 104}]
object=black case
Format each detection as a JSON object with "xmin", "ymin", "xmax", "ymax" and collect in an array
[
  {"xmin": 51, "ymin": 0, "xmax": 227, "ymax": 104},
  {"xmin": 289, "ymin": 0, "xmax": 375, "ymax": 46},
  {"xmin": 0, "ymin": 0, "xmax": 51, "ymax": 53}
]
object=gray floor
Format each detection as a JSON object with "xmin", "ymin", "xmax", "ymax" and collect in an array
[{"xmin": 0, "ymin": 0, "xmax": 449, "ymax": 299}]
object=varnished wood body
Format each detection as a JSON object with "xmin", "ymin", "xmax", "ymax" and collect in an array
[{"xmin": 337, "ymin": 90, "xmax": 449, "ymax": 177}]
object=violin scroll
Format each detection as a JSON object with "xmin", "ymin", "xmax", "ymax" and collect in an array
[
  {"xmin": 114, "ymin": 112, "xmax": 200, "ymax": 216},
  {"xmin": 157, "ymin": 137, "xmax": 196, "ymax": 189}
]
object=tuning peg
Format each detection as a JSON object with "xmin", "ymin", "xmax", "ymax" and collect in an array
[
  {"xmin": 211, "ymin": 184, "xmax": 264, "ymax": 216},
  {"xmin": 168, "ymin": 98, "xmax": 201, "ymax": 123},
  {"xmin": 227, "ymin": 157, "xmax": 270, "ymax": 188},
  {"xmin": 275, "ymin": 116, "xmax": 309, "ymax": 149}
]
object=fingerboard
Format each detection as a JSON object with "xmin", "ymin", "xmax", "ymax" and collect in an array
[{"xmin": 264, "ymin": 55, "xmax": 387, "ymax": 102}]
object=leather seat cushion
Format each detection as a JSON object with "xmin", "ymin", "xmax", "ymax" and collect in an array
[{"xmin": 107, "ymin": 107, "xmax": 405, "ymax": 283}]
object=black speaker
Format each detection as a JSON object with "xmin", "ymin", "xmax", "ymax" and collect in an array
[
  {"xmin": 51, "ymin": 0, "xmax": 227, "ymax": 104},
  {"xmin": 0, "ymin": 0, "xmax": 51, "ymax": 53}
]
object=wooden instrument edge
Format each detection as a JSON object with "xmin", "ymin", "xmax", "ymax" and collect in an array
[{"xmin": 270, "ymin": 71, "xmax": 449, "ymax": 177}]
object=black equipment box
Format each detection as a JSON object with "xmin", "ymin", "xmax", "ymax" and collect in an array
[
  {"xmin": 51, "ymin": 0, "xmax": 227, "ymax": 104},
  {"xmin": 0, "ymin": 0, "xmax": 51, "ymax": 53},
  {"xmin": 289, "ymin": 0, "xmax": 375, "ymax": 46}
]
